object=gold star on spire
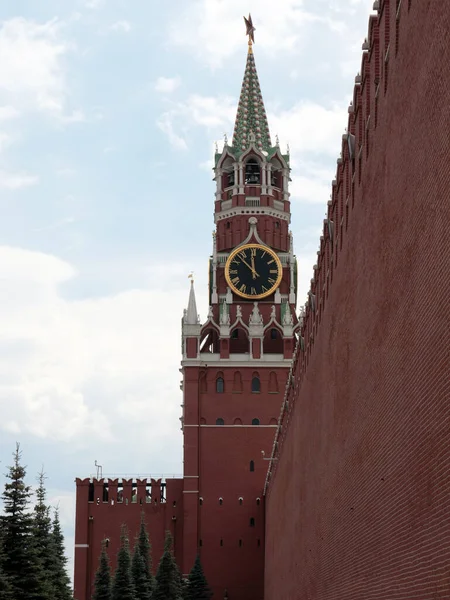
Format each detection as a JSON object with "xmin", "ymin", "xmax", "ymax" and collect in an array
[{"xmin": 244, "ymin": 14, "xmax": 255, "ymax": 47}]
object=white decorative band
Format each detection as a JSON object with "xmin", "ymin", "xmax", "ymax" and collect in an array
[
  {"xmin": 74, "ymin": 544, "xmax": 89, "ymax": 548},
  {"xmin": 184, "ymin": 424, "xmax": 277, "ymax": 428}
]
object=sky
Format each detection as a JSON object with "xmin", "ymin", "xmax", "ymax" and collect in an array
[{"xmin": 0, "ymin": 0, "xmax": 375, "ymax": 581}]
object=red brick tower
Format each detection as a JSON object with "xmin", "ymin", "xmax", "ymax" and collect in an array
[{"xmin": 180, "ymin": 17, "xmax": 299, "ymax": 599}]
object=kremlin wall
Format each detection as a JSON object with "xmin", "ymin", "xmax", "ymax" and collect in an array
[{"xmin": 264, "ymin": 1, "xmax": 450, "ymax": 598}]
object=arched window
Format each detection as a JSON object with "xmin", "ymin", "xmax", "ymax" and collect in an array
[
  {"xmin": 216, "ymin": 377, "xmax": 224, "ymax": 393},
  {"xmin": 219, "ymin": 498, "xmax": 223, "ymax": 505},
  {"xmin": 233, "ymin": 371, "xmax": 243, "ymax": 393},
  {"xmin": 227, "ymin": 171, "xmax": 235, "ymax": 187},
  {"xmin": 270, "ymin": 328, "xmax": 278, "ymax": 340},
  {"xmin": 245, "ymin": 158, "xmax": 260, "ymax": 184},
  {"xmin": 268, "ymin": 372, "xmax": 279, "ymax": 394},
  {"xmin": 234, "ymin": 418, "xmax": 243, "ymax": 425},
  {"xmin": 251, "ymin": 376, "xmax": 261, "ymax": 393},
  {"xmin": 229, "ymin": 327, "xmax": 249, "ymax": 354},
  {"xmin": 250, "ymin": 518, "xmax": 255, "ymax": 527},
  {"xmin": 250, "ymin": 460, "xmax": 255, "ymax": 472},
  {"xmin": 252, "ymin": 418, "xmax": 260, "ymax": 426},
  {"xmin": 216, "ymin": 418, "xmax": 225, "ymax": 426},
  {"xmin": 226, "ymin": 221, "xmax": 231, "ymax": 229}
]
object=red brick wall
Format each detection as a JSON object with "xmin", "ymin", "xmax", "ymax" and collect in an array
[
  {"xmin": 183, "ymin": 364, "xmax": 288, "ymax": 599},
  {"xmin": 265, "ymin": 2, "xmax": 450, "ymax": 599},
  {"xmin": 74, "ymin": 478, "xmax": 183, "ymax": 600}
]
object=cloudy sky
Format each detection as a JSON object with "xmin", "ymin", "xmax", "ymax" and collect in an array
[{"xmin": 0, "ymin": 0, "xmax": 374, "ymax": 579}]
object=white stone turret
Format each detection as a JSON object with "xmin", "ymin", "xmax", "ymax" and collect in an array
[
  {"xmin": 185, "ymin": 279, "xmax": 200, "ymax": 325},
  {"xmin": 182, "ymin": 279, "xmax": 201, "ymax": 359}
]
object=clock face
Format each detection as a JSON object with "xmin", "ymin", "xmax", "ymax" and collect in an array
[{"xmin": 225, "ymin": 243, "xmax": 283, "ymax": 300}]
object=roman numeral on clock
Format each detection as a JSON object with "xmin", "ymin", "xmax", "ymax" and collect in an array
[
  {"xmin": 268, "ymin": 277, "xmax": 276, "ymax": 284},
  {"xmin": 269, "ymin": 269, "xmax": 278, "ymax": 274},
  {"xmin": 251, "ymin": 287, "xmax": 257, "ymax": 295},
  {"xmin": 231, "ymin": 277, "xmax": 239, "ymax": 285},
  {"xmin": 239, "ymin": 284, "xmax": 247, "ymax": 293},
  {"xmin": 229, "ymin": 269, "xmax": 238, "ymax": 275}
]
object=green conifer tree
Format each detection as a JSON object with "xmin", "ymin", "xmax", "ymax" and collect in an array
[
  {"xmin": 185, "ymin": 555, "xmax": 212, "ymax": 600},
  {"xmin": 137, "ymin": 514, "xmax": 155, "ymax": 593},
  {"xmin": 93, "ymin": 541, "xmax": 112, "ymax": 600},
  {"xmin": 112, "ymin": 524, "xmax": 135, "ymax": 600},
  {"xmin": 50, "ymin": 508, "xmax": 73, "ymax": 599},
  {"xmin": 32, "ymin": 470, "xmax": 56, "ymax": 599},
  {"xmin": 0, "ymin": 444, "xmax": 42, "ymax": 600},
  {"xmin": 153, "ymin": 531, "xmax": 182, "ymax": 600},
  {"xmin": 131, "ymin": 548, "xmax": 151, "ymax": 600},
  {"xmin": 0, "ymin": 527, "xmax": 13, "ymax": 600}
]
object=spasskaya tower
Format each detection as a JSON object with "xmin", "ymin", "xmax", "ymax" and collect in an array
[
  {"xmin": 73, "ymin": 15, "xmax": 300, "ymax": 600},
  {"xmin": 181, "ymin": 14, "xmax": 300, "ymax": 599}
]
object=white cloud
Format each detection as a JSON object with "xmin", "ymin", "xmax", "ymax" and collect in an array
[
  {"xmin": 158, "ymin": 94, "xmax": 235, "ymax": 150},
  {"xmin": 0, "ymin": 170, "xmax": 38, "ymax": 189},
  {"xmin": 155, "ymin": 76, "xmax": 181, "ymax": 94},
  {"xmin": 0, "ymin": 105, "xmax": 19, "ymax": 120},
  {"xmin": 269, "ymin": 101, "xmax": 347, "ymax": 157},
  {"xmin": 0, "ymin": 246, "xmax": 197, "ymax": 464},
  {"xmin": 157, "ymin": 113, "xmax": 188, "ymax": 150},
  {"xmin": 84, "ymin": 0, "xmax": 104, "ymax": 8},
  {"xmin": 169, "ymin": 0, "xmax": 349, "ymax": 68},
  {"xmin": 0, "ymin": 18, "xmax": 69, "ymax": 115},
  {"xmin": 109, "ymin": 20, "xmax": 132, "ymax": 33}
]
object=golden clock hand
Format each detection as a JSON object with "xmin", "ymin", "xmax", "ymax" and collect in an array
[
  {"xmin": 251, "ymin": 255, "xmax": 257, "ymax": 279},
  {"xmin": 240, "ymin": 256, "xmax": 259, "ymax": 277}
]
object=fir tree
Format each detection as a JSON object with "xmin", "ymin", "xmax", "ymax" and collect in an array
[
  {"xmin": 185, "ymin": 555, "xmax": 212, "ymax": 600},
  {"xmin": 50, "ymin": 508, "xmax": 73, "ymax": 600},
  {"xmin": 0, "ymin": 527, "xmax": 12, "ymax": 600},
  {"xmin": 137, "ymin": 514, "xmax": 155, "ymax": 593},
  {"xmin": 0, "ymin": 443, "xmax": 42, "ymax": 600},
  {"xmin": 93, "ymin": 541, "xmax": 112, "ymax": 600},
  {"xmin": 131, "ymin": 548, "xmax": 152, "ymax": 600},
  {"xmin": 153, "ymin": 531, "xmax": 182, "ymax": 600},
  {"xmin": 32, "ymin": 470, "xmax": 55, "ymax": 599},
  {"xmin": 112, "ymin": 524, "xmax": 135, "ymax": 600}
]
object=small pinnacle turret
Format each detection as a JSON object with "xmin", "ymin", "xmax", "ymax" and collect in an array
[
  {"xmin": 232, "ymin": 15, "xmax": 272, "ymax": 154},
  {"xmin": 185, "ymin": 278, "xmax": 199, "ymax": 325}
]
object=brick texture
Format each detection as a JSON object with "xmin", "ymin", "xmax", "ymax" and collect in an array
[{"xmin": 265, "ymin": 2, "xmax": 450, "ymax": 599}]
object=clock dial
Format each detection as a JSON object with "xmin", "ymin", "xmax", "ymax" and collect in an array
[{"xmin": 225, "ymin": 244, "xmax": 283, "ymax": 300}]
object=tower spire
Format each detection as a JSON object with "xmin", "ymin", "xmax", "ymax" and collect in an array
[
  {"xmin": 232, "ymin": 15, "xmax": 272, "ymax": 154},
  {"xmin": 185, "ymin": 274, "xmax": 199, "ymax": 325}
]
